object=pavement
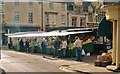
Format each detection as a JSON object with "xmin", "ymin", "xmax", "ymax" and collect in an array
[
  {"xmin": 0, "ymin": 46, "xmax": 118, "ymax": 74},
  {"xmin": 43, "ymin": 53, "xmax": 117, "ymax": 74},
  {"xmin": 54, "ymin": 55, "xmax": 117, "ymax": 74},
  {"xmin": 35, "ymin": 53, "xmax": 117, "ymax": 74}
]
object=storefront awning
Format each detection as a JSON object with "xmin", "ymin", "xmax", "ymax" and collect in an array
[
  {"xmin": 98, "ymin": 16, "xmax": 113, "ymax": 36},
  {"xmin": 5, "ymin": 31, "xmax": 92, "ymax": 38},
  {"xmin": 2, "ymin": 25, "xmax": 40, "ymax": 33}
]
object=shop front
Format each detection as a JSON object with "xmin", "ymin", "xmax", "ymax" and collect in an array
[
  {"xmin": 102, "ymin": 4, "xmax": 120, "ymax": 71},
  {"xmin": 2, "ymin": 25, "xmax": 40, "ymax": 45}
]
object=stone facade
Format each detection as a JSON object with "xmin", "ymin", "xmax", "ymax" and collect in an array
[
  {"xmin": 42, "ymin": 2, "xmax": 67, "ymax": 31},
  {"xmin": 1, "ymin": 1, "xmax": 68, "ymax": 31}
]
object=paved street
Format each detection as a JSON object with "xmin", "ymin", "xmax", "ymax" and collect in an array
[
  {"xmin": 0, "ymin": 47, "xmax": 78, "ymax": 72},
  {"xmin": 0, "ymin": 47, "xmax": 116, "ymax": 74}
]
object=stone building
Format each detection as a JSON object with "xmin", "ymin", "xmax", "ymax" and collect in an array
[{"xmin": 0, "ymin": 0, "xmax": 68, "ymax": 44}]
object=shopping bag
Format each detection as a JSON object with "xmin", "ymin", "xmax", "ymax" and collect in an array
[
  {"xmin": 82, "ymin": 49, "xmax": 85, "ymax": 55},
  {"xmin": 58, "ymin": 48, "xmax": 61, "ymax": 51},
  {"xmin": 86, "ymin": 53, "xmax": 90, "ymax": 56}
]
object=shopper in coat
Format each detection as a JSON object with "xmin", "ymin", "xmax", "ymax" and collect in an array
[
  {"xmin": 61, "ymin": 39, "xmax": 67, "ymax": 57},
  {"xmin": 30, "ymin": 39, "xmax": 36, "ymax": 53},
  {"xmin": 41, "ymin": 38, "xmax": 47, "ymax": 54},
  {"xmin": 53, "ymin": 37, "xmax": 60, "ymax": 58},
  {"xmin": 25, "ymin": 39, "xmax": 29, "ymax": 53},
  {"xmin": 74, "ymin": 37, "xmax": 82, "ymax": 61},
  {"xmin": 19, "ymin": 39, "xmax": 24, "ymax": 52}
]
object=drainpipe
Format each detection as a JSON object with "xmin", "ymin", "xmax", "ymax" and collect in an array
[{"xmin": 41, "ymin": 2, "xmax": 44, "ymax": 31}]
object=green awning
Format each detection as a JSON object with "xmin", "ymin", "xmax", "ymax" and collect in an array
[{"xmin": 98, "ymin": 16, "xmax": 113, "ymax": 36}]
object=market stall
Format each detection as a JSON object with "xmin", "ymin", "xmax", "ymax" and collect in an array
[{"xmin": 5, "ymin": 30, "xmax": 96, "ymax": 57}]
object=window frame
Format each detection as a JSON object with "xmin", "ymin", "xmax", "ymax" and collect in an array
[
  {"xmin": 49, "ymin": 2, "xmax": 53, "ymax": 10},
  {"xmin": 61, "ymin": 3, "xmax": 65, "ymax": 11},
  {"xmin": 28, "ymin": 12, "xmax": 33, "ymax": 23},
  {"xmin": 0, "ymin": 12, "xmax": 5, "ymax": 20},
  {"xmin": 0, "ymin": 0, "xmax": 5, "ymax": 5},
  {"xmin": 45, "ymin": 14, "xmax": 49, "ymax": 26},
  {"xmin": 28, "ymin": 0, "xmax": 33, "ymax": 7},
  {"xmin": 14, "ymin": 12, "xmax": 20, "ymax": 23},
  {"xmin": 14, "ymin": 0, "xmax": 20, "ymax": 7},
  {"xmin": 72, "ymin": 17, "xmax": 77, "ymax": 26},
  {"xmin": 61, "ymin": 15, "xmax": 66, "ymax": 24}
]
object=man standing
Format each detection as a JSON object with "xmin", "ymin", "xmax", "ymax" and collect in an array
[
  {"xmin": 61, "ymin": 38, "xmax": 67, "ymax": 57},
  {"xmin": 41, "ymin": 38, "xmax": 47, "ymax": 54},
  {"xmin": 53, "ymin": 37, "xmax": 60, "ymax": 58},
  {"xmin": 19, "ymin": 39, "xmax": 24, "ymax": 52},
  {"xmin": 16, "ymin": 39, "xmax": 20, "ymax": 51},
  {"xmin": 25, "ymin": 39, "xmax": 29, "ymax": 53},
  {"xmin": 8, "ymin": 38, "xmax": 13, "ymax": 49},
  {"xmin": 74, "ymin": 37, "xmax": 82, "ymax": 61},
  {"xmin": 29, "ymin": 39, "xmax": 36, "ymax": 53}
]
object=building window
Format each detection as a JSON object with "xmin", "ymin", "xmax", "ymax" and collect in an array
[
  {"xmin": 28, "ymin": 13, "xmax": 33, "ymax": 23},
  {"xmin": 68, "ymin": 3, "xmax": 74, "ymax": 11},
  {"xmin": 88, "ymin": 13, "xmax": 93, "ymax": 22},
  {"xmin": 0, "ymin": 0, "xmax": 5, "ymax": 5},
  {"xmin": 61, "ymin": 3, "xmax": 65, "ymax": 11},
  {"xmin": 14, "ymin": 12, "xmax": 20, "ymax": 23},
  {"xmin": 49, "ymin": 2, "xmax": 53, "ymax": 10},
  {"xmin": 28, "ymin": 0, "xmax": 33, "ymax": 7},
  {"xmin": 0, "ymin": 12, "xmax": 5, "ymax": 20},
  {"xmin": 79, "ymin": 7, "xmax": 81, "ymax": 14},
  {"xmin": 80, "ymin": 19, "xmax": 83, "ymax": 27},
  {"xmin": 14, "ymin": 0, "xmax": 19, "ymax": 7},
  {"xmin": 46, "ymin": 14, "xmax": 49, "ymax": 26},
  {"xmin": 61, "ymin": 15, "xmax": 65, "ymax": 24},
  {"xmin": 72, "ymin": 17, "xmax": 77, "ymax": 26},
  {"xmin": 49, "ymin": 14, "xmax": 56, "ymax": 26}
]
